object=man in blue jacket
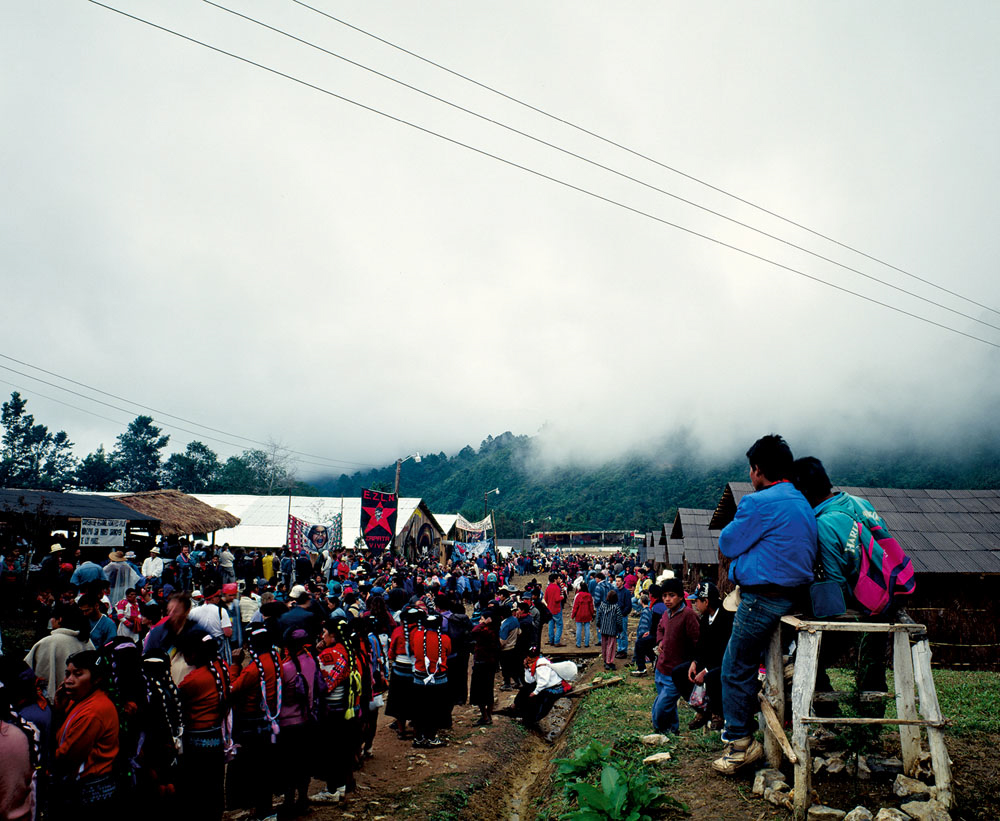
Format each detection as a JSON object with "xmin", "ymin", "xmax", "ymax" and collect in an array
[{"xmin": 713, "ymin": 434, "xmax": 817, "ymax": 775}]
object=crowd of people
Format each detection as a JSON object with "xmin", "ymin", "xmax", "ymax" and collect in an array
[
  {"xmin": 0, "ymin": 432, "xmax": 912, "ymax": 818},
  {"xmin": 0, "ymin": 536, "xmax": 667, "ymax": 821}
]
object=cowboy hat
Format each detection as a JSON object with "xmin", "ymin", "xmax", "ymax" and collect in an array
[
  {"xmin": 722, "ymin": 585, "xmax": 741, "ymax": 613},
  {"xmin": 108, "ymin": 551, "xmax": 126, "ymax": 562},
  {"xmin": 49, "ymin": 544, "xmax": 66, "ymax": 553}
]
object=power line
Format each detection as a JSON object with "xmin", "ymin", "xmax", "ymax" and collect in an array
[
  {"xmin": 85, "ymin": 1, "xmax": 1000, "ymax": 351},
  {"xmin": 0, "ymin": 361, "xmax": 374, "ymax": 473},
  {"xmin": 205, "ymin": 0, "xmax": 1000, "ymax": 336},
  {"xmin": 290, "ymin": 0, "xmax": 1000, "ymax": 320},
  {"xmin": 0, "ymin": 352, "xmax": 377, "ymax": 470},
  {"xmin": 0, "ymin": 375, "xmax": 366, "ymax": 475}
]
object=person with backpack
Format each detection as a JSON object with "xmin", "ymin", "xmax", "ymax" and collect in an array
[{"xmin": 792, "ymin": 456, "xmax": 915, "ymax": 714}]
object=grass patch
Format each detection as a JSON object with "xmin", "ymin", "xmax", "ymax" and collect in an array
[
  {"xmin": 827, "ymin": 666, "xmax": 1000, "ymax": 736},
  {"xmin": 533, "ymin": 676, "xmax": 687, "ymax": 820}
]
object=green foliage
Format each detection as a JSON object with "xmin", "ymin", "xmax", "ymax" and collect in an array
[
  {"xmin": 562, "ymin": 763, "xmax": 673, "ymax": 821},
  {"xmin": 75, "ymin": 444, "xmax": 118, "ymax": 491},
  {"xmin": 553, "ymin": 741, "xmax": 612, "ymax": 785},
  {"xmin": 162, "ymin": 440, "xmax": 219, "ymax": 493},
  {"xmin": 0, "ymin": 391, "xmax": 77, "ymax": 489},
  {"xmin": 112, "ymin": 415, "xmax": 170, "ymax": 491}
]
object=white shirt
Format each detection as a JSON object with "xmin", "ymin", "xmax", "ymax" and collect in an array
[
  {"xmin": 188, "ymin": 602, "xmax": 232, "ymax": 639},
  {"xmin": 142, "ymin": 556, "xmax": 164, "ymax": 578}
]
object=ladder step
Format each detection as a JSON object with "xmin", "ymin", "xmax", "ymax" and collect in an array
[
  {"xmin": 803, "ymin": 716, "xmax": 946, "ymax": 728},
  {"xmin": 813, "ymin": 691, "xmax": 891, "ymax": 703}
]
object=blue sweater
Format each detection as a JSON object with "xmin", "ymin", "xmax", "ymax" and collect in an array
[{"xmin": 720, "ymin": 480, "xmax": 817, "ymax": 588}]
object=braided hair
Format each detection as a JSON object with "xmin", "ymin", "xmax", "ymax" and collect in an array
[
  {"xmin": 401, "ymin": 607, "xmax": 421, "ymax": 656},
  {"xmin": 141, "ymin": 654, "xmax": 184, "ymax": 757},
  {"xmin": 0, "ymin": 681, "xmax": 40, "ymax": 774},
  {"xmin": 247, "ymin": 628, "xmax": 282, "ymax": 728},
  {"xmin": 421, "ymin": 613, "xmax": 444, "ymax": 676}
]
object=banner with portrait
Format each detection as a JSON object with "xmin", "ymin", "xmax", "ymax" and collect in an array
[{"xmin": 287, "ymin": 513, "xmax": 342, "ymax": 554}]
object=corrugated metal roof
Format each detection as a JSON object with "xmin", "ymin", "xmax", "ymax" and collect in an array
[
  {"xmin": 0, "ymin": 488, "xmax": 158, "ymax": 523},
  {"xmin": 708, "ymin": 483, "xmax": 1000, "ymax": 575}
]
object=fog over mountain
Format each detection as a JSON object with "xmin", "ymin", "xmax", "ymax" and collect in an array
[{"xmin": 3, "ymin": 3, "xmax": 999, "ymax": 473}]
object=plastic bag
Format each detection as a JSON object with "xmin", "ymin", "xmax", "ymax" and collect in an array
[{"xmin": 689, "ymin": 683, "xmax": 707, "ymax": 709}]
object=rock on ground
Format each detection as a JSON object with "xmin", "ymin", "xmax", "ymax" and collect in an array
[
  {"xmin": 807, "ymin": 805, "xmax": 846, "ymax": 821},
  {"xmin": 900, "ymin": 799, "xmax": 952, "ymax": 821},
  {"xmin": 874, "ymin": 809, "xmax": 911, "ymax": 821},
  {"xmin": 752, "ymin": 767, "xmax": 787, "ymax": 795},
  {"xmin": 894, "ymin": 774, "xmax": 933, "ymax": 800},
  {"xmin": 640, "ymin": 733, "xmax": 670, "ymax": 746},
  {"xmin": 844, "ymin": 808, "xmax": 874, "ymax": 821}
]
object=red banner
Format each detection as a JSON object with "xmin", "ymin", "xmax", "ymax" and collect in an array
[{"xmin": 360, "ymin": 489, "xmax": 398, "ymax": 552}]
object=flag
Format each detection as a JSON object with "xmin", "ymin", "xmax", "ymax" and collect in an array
[
  {"xmin": 360, "ymin": 489, "xmax": 398, "ymax": 552},
  {"xmin": 287, "ymin": 513, "xmax": 342, "ymax": 555}
]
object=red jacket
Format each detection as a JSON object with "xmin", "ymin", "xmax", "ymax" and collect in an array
[
  {"xmin": 543, "ymin": 582, "xmax": 565, "ymax": 615},
  {"xmin": 571, "ymin": 590, "xmax": 595, "ymax": 623},
  {"xmin": 55, "ymin": 689, "xmax": 120, "ymax": 778}
]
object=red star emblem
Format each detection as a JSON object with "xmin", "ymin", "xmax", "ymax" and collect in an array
[{"xmin": 363, "ymin": 503, "xmax": 394, "ymax": 535}]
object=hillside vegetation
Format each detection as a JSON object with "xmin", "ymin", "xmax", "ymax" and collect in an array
[{"xmin": 313, "ymin": 431, "xmax": 1000, "ymax": 537}]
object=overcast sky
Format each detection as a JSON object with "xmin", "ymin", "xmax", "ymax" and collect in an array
[{"xmin": 3, "ymin": 1, "xmax": 999, "ymax": 478}]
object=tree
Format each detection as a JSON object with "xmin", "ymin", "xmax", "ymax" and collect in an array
[
  {"xmin": 161, "ymin": 441, "xmax": 219, "ymax": 493},
  {"xmin": 0, "ymin": 391, "xmax": 77, "ymax": 489},
  {"xmin": 113, "ymin": 416, "xmax": 169, "ymax": 492},
  {"xmin": 76, "ymin": 445, "xmax": 118, "ymax": 491}
]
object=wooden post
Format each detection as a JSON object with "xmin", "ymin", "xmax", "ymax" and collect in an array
[
  {"xmin": 791, "ymin": 629, "xmax": 820, "ymax": 821},
  {"xmin": 912, "ymin": 638, "xmax": 953, "ymax": 808},
  {"xmin": 893, "ymin": 630, "xmax": 922, "ymax": 776},
  {"xmin": 763, "ymin": 626, "xmax": 785, "ymax": 767}
]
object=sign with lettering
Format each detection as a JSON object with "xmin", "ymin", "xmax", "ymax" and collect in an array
[{"xmin": 80, "ymin": 518, "xmax": 127, "ymax": 547}]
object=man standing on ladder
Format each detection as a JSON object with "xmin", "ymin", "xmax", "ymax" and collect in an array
[{"xmin": 712, "ymin": 434, "xmax": 818, "ymax": 775}]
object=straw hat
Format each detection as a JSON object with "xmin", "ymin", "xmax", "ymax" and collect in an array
[
  {"xmin": 108, "ymin": 551, "xmax": 126, "ymax": 563},
  {"xmin": 722, "ymin": 585, "xmax": 742, "ymax": 613},
  {"xmin": 49, "ymin": 544, "xmax": 66, "ymax": 554},
  {"xmin": 150, "ymin": 546, "xmax": 160, "ymax": 555}
]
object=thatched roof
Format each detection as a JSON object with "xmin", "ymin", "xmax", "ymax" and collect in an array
[{"xmin": 113, "ymin": 490, "xmax": 240, "ymax": 537}]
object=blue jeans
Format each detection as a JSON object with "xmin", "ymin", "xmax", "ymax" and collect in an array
[
  {"xmin": 548, "ymin": 610, "xmax": 563, "ymax": 644},
  {"xmin": 575, "ymin": 621, "xmax": 591, "ymax": 647},
  {"xmin": 616, "ymin": 614, "xmax": 629, "ymax": 653},
  {"xmin": 652, "ymin": 669, "xmax": 680, "ymax": 733},
  {"xmin": 720, "ymin": 591, "xmax": 795, "ymax": 740}
]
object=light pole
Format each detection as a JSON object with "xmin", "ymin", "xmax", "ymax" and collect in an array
[
  {"xmin": 393, "ymin": 452, "xmax": 421, "ymax": 497},
  {"xmin": 483, "ymin": 487, "xmax": 500, "ymax": 518},
  {"xmin": 521, "ymin": 518, "xmax": 533, "ymax": 543}
]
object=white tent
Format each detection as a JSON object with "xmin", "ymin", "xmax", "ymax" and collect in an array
[{"xmin": 191, "ymin": 494, "xmax": 440, "ymax": 550}]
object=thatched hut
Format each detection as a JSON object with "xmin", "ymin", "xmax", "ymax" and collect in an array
[{"xmin": 113, "ymin": 490, "xmax": 240, "ymax": 539}]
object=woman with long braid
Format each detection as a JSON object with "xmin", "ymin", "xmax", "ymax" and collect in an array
[
  {"xmin": 410, "ymin": 611, "xmax": 451, "ymax": 749},
  {"xmin": 385, "ymin": 607, "xmax": 421, "ymax": 740},
  {"xmin": 177, "ymin": 633, "xmax": 229, "ymax": 821},
  {"xmin": 0, "ymin": 681, "xmax": 38, "ymax": 821},
  {"xmin": 139, "ymin": 654, "xmax": 184, "ymax": 819},
  {"xmin": 361, "ymin": 613, "xmax": 389, "ymax": 758},
  {"xmin": 228, "ymin": 628, "xmax": 281, "ymax": 821},
  {"xmin": 276, "ymin": 627, "xmax": 319, "ymax": 817},
  {"xmin": 312, "ymin": 617, "xmax": 361, "ymax": 804}
]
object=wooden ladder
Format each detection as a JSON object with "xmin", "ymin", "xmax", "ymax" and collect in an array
[{"xmin": 759, "ymin": 614, "xmax": 952, "ymax": 821}]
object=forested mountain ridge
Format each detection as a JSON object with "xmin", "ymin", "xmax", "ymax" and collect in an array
[{"xmin": 313, "ymin": 431, "xmax": 1000, "ymax": 537}]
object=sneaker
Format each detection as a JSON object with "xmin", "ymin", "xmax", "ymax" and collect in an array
[
  {"xmin": 615, "ymin": 651, "xmax": 628, "ymax": 659},
  {"xmin": 425, "ymin": 737, "xmax": 446, "ymax": 748},
  {"xmin": 412, "ymin": 737, "xmax": 430, "ymax": 748},
  {"xmin": 689, "ymin": 711, "xmax": 710, "ymax": 731},
  {"xmin": 711, "ymin": 736, "xmax": 763, "ymax": 775},
  {"xmin": 630, "ymin": 669, "xmax": 647, "ymax": 677},
  {"xmin": 310, "ymin": 790, "xmax": 342, "ymax": 804}
]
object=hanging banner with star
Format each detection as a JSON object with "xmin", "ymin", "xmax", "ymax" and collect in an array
[{"xmin": 360, "ymin": 488, "xmax": 398, "ymax": 553}]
